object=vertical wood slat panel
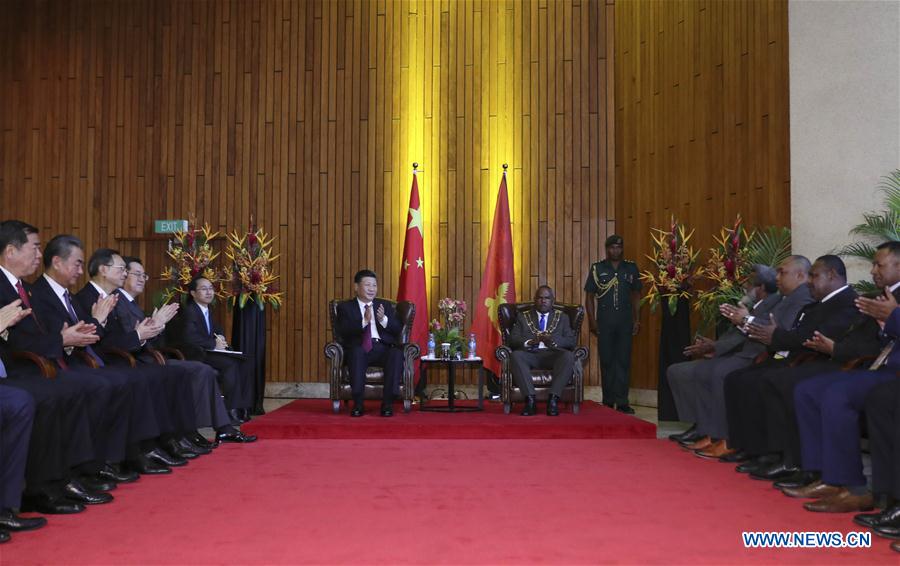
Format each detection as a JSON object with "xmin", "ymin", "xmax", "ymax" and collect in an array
[
  {"xmin": 614, "ymin": 0, "xmax": 790, "ymax": 392},
  {"xmin": 0, "ymin": 0, "xmax": 614, "ymax": 387}
]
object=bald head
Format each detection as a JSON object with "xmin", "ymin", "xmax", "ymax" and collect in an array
[{"xmin": 775, "ymin": 255, "xmax": 810, "ymax": 296}]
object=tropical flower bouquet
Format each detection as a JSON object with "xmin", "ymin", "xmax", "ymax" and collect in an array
[
  {"xmin": 224, "ymin": 224, "xmax": 283, "ymax": 310},
  {"xmin": 640, "ymin": 217, "xmax": 700, "ymax": 315},
  {"xmin": 160, "ymin": 222, "xmax": 227, "ymax": 304},
  {"xmin": 695, "ymin": 215, "xmax": 755, "ymax": 331},
  {"xmin": 429, "ymin": 298, "xmax": 468, "ymax": 356}
]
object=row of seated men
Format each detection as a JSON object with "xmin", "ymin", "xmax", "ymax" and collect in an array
[
  {"xmin": 667, "ymin": 244, "xmax": 900, "ymax": 553},
  {"xmin": 0, "ymin": 219, "xmax": 257, "ymax": 544}
]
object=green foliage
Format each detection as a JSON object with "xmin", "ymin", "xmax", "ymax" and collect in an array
[
  {"xmin": 834, "ymin": 242, "xmax": 878, "ymax": 262},
  {"xmin": 744, "ymin": 226, "xmax": 792, "ymax": 268},
  {"xmin": 851, "ymin": 280, "xmax": 881, "ymax": 297}
]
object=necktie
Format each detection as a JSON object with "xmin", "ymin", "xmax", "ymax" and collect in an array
[
  {"xmin": 15, "ymin": 281, "xmax": 31, "ymax": 308},
  {"xmin": 539, "ymin": 313, "xmax": 546, "ymax": 332},
  {"xmin": 362, "ymin": 304, "xmax": 373, "ymax": 353},
  {"xmin": 0, "ymin": 357, "xmax": 7, "ymax": 378},
  {"xmin": 203, "ymin": 308, "xmax": 212, "ymax": 335},
  {"xmin": 63, "ymin": 291, "xmax": 104, "ymax": 367}
]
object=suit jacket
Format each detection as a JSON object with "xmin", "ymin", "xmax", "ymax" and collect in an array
[
  {"xmin": 713, "ymin": 293, "xmax": 782, "ymax": 359},
  {"xmin": 507, "ymin": 308, "xmax": 577, "ymax": 351},
  {"xmin": 334, "ymin": 298, "xmax": 403, "ymax": 349},
  {"xmin": 770, "ymin": 286, "xmax": 859, "ymax": 357},
  {"xmin": 0, "ymin": 274, "xmax": 65, "ymax": 365},
  {"xmin": 27, "ymin": 275, "xmax": 107, "ymax": 367},
  {"xmin": 74, "ymin": 283, "xmax": 142, "ymax": 353},
  {"xmin": 170, "ymin": 301, "xmax": 224, "ymax": 360}
]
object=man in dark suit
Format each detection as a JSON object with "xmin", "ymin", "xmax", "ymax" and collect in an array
[
  {"xmin": 0, "ymin": 384, "xmax": 47, "ymax": 543},
  {"xmin": 170, "ymin": 276, "xmax": 254, "ymax": 425},
  {"xmin": 857, "ymin": 378, "xmax": 900, "ymax": 543},
  {"xmin": 334, "ymin": 269, "xmax": 404, "ymax": 417},
  {"xmin": 507, "ymin": 285, "xmax": 577, "ymax": 416},
  {"xmin": 722, "ymin": 256, "xmax": 861, "ymax": 476},
  {"xmin": 117, "ymin": 256, "xmax": 254, "ymax": 444},
  {"xmin": 667, "ymin": 265, "xmax": 780, "ymax": 451}
]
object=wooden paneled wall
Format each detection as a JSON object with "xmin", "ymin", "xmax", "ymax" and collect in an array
[
  {"xmin": 615, "ymin": 0, "xmax": 791, "ymax": 391},
  {"xmin": 0, "ymin": 0, "xmax": 616, "ymax": 386}
]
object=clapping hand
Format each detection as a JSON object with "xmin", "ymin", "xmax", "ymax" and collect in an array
[
  {"xmin": 375, "ymin": 304, "xmax": 386, "ymax": 324},
  {"xmin": 61, "ymin": 321, "xmax": 100, "ymax": 347},
  {"xmin": 802, "ymin": 331, "xmax": 834, "ymax": 356},
  {"xmin": 719, "ymin": 303, "xmax": 749, "ymax": 326},
  {"xmin": 151, "ymin": 303, "xmax": 179, "ymax": 326},
  {"xmin": 747, "ymin": 313, "xmax": 777, "ymax": 345},
  {"xmin": 683, "ymin": 336, "xmax": 715, "ymax": 359},
  {"xmin": 856, "ymin": 287, "xmax": 899, "ymax": 323},
  {"xmin": 0, "ymin": 300, "xmax": 31, "ymax": 334},
  {"xmin": 136, "ymin": 318, "xmax": 165, "ymax": 341},
  {"xmin": 91, "ymin": 294, "xmax": 119, "ymax": 325}
]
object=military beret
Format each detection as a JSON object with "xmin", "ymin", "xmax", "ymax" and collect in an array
[{"xmin": 605, "ymin": 234, "xmax": 623, "ymax": 247}]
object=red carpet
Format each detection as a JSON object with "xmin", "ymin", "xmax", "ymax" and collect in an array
[
  {"xmin": 241, "ymin": 399, "xmax": 657, "ymax": 439},
  {"xmin": 4, "ymin": 439, "xmax": 897, "ymax": 565}
]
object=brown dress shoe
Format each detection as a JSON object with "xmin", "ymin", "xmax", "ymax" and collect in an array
[
  {"xmin": 803, "ymin": 489, "xmax": 874, "ymax": 513},
  {"xmin": 683, "ymin": 436, "xmax": 713, "ymax": 451},
  {"xmin": 783, "ymin": 480, "xmax": 843, "ymax": 500},
  {"xmin": 694, "ymin": 439, "xmax": 735, "ymax": 460}
]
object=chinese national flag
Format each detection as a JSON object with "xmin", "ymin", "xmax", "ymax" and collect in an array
[
  {"xmin": 470, "ymin": 171, "xmax": 516, "ymax": 377},
  {"xmin": 397, "ymin": 172, "xmax": 429, "ymax": 364}
]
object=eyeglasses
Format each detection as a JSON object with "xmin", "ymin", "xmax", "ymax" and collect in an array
[
  {"xmin": 128, "ymin": 272, "xmax": 150, "ymax": 281},
  {"xmin": 106, "ymin": 264, "xmax": 127, "ymax": 272},
  {"xmin": 195, "ymin": 286, "xmax": 215, "ymax": 292}
]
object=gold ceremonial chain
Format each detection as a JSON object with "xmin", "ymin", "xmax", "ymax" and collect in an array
[
  {"xmin": 592, "ymin": 264, "xmax": 620, "ymax": 309},
  {"xmin": 522, "ymin": 309, "xmax": 562, "ymax": 336}
]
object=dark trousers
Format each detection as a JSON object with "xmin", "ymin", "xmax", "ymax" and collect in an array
[
  {"xmin": 164, "ymin": 359, "xmax": 231, "ymax": 430},
  {"xmin": 202, "ymin": 353, "xmax": 254, "ymax": 410},
  {"xmin": 0, "ymin": 385, "xmax": 35, "ymax": 510},
  {"xmin": 865, "ymin": 379, "xmax": 900, "ymax": 499},
  {"xmin": 724, "ymin": 359, "xmax": 788, "ymax": 454},
  {"xmin": 597, "ymin": 312, "xmax": 633, "ymax": 406},
  {"xmin": 510, "ymin": 348, "xmax": 575, "ymax": 397},
  {"xmin": 758, "ymin": 360, "xmax": 839, "ymax": 466},
  {"xmin": 2, "ymin": 373, "xmax": 94, "ymax": 490},
  {"xmin": 795, "ymin": 369, "xmax": 896, "ymax": 487},
  {"xmin": 346, "ymin": 342, "xmax": 402, "ymax": 405}
]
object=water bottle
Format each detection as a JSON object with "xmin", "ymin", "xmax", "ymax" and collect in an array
[
  {"xmin": 468, "ymin": 333, "xmax": 477, "ymax": 359},
  {"xmin": 427, "ymin": 333, "xmax": 436, "ymax": 358}
]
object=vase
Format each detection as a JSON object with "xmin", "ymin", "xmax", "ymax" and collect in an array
[
  {"xmin": 231, "ymin": 302, "xmax": 267, "ymax": 415},
  {"xmin": 657, "ymin": 296, "xmax": 691, "ymax": 422}
]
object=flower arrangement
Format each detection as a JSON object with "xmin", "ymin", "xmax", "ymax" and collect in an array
[
  {"xmin": 429, "ymin": 298, "xmax": 468, "ymax": 355},
  {"xmin": 160, "ymin": 223, "xmax": 227, "ymax": 304},
  {"xmin": 694, "ymin": 215, "xmax": 755, "ymax": 331},
  {"xmin": 224, "ymin": 223, "xmax": 283, "ymax": 310},
  {"xmin": 640, "ymin": 217, "xmax": 700, "ymax": 315}
]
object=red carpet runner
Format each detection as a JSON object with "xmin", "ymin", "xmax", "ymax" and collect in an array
[
  {"xmin": 241, "ymin": 399, "xmax": 657, "ymax": 439},
  {"xmin": 4, "ymin": 439, "xmax": 896, "ymax": 564}
]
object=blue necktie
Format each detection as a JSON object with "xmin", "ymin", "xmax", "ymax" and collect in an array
[
  {"xmin": 63, "ymin": 291, "xmax": 105, "ymax": 367},
  {"xmin": 203, "ymin": 309, "xmax": 212, "ymax": 335},
  {"xmin": 539, "ymin": 313, "xmax": 546, "ymax": 332},
  {"xmin": 0, "ymin": 357, "xmax": 7, "ymax": 378}
]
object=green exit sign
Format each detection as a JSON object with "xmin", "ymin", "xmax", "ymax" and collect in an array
[{"xmin": 154, "ymin": 220, "xmax": 189, "ymax": 234}]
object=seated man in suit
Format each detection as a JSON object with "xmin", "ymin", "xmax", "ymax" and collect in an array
[
  {"xmin": 666, "ymin": 264, "xmax": 781, "ymax": 452},
  {"xmin": 508, "ymin": 285, "xmax": 577, "ymax": 416},
  {"xmin": 170, "ymin": 276, "xmax": 254, "ymax": 424},
  {"xmin": 0, "ymin": 385, "xmax": 45, "ymax": 543},
  {"xmin": 334, "ymin": 269, "xmax": 403, "ymax": 417},
  {"xmin": 117, "ymin": 256, "xmax": 254, "ymax": 444},
  {"xmin": 858, "ymin": 377, "xmax": 900, "ymax": 549}
]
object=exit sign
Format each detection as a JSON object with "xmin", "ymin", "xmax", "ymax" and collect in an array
[{"xmin": 154, "ymin": 220, "xmax": 189, "ymax": 234}]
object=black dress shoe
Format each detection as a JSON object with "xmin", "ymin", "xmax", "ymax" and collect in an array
[
  {"xmin": 855, "ymin": 505, "xmax": 900, "ymax": 529},
  {"xmin": 547, "ymin": 395, "xmax": 560, "ymax": 416},
  {"xmin": 669, "ymin": 424, "xmax": 698, "ymax": 442},
  {"xmin": 0, "ymin": 530, "xmax": 8, "ymax": 543},
  {"xmin": 178, "ymin": 437, "xmax": 211, "ymax": 456},
  {"xmin": 520, "ymin": 395, "xmax": 537, "ymax": 416},
  {"xmin": 718, "ymin": 450, "xmax": 749, "ymax": 464},
  {"xmin": 616, "ymin": 404, "xmax": 635, "ymax": 415},
  {"xmin": 0, "ymin": 510, "xmax": 48, "ymax": 532},
  {"xmin": 62, "ymin": 480, "xmax": 114, "ymax": 505},
  {"xmin": 735, "ymin": 454, "xmax": 778, "ymax": 473},
  {"xmin": 79, "ymin": 475, "xmax": 116, "ymax": 493},
  {"xmin": 98, "ymin": 463, "xmax": 139, "ymax": 484},
  {"xmin": 351, "ymin": 404, "xmax": 364, "ymax": 417},
  {"xmin": 216, "ymin": 430, "xmax": 257, "ymax": 443},
  {"xmin": 163, "ymin": 438, "xmax": 199, "ymax": 460},
  {"xmin": 20, "ymin": 492, "xmax": 85, "ymax": 515},
  {"xmin": 190, "ymin": 432, "xmax": 215, "ymax": 449},
  {"xmin": 775, "ymin": 470, "xmax": 821, "ymax": 490},
  {"xmin": 227, "ymin": 408, "xmax": 243, "ymax": 425},
  {"xmin": 130, "ymin": 454, "xmax": 172, "ymax": 475},
  {"xmin": 874, "ymin": 523, "xmax": 900, "ymax": 540},
  {"xmin": 380, "ymin": 405, "xmax": 394, "ymax": 417},
  {"xmin": 145, "ymin": 447, "xmax": 187, "ymax": 468},
  {"xmin": 750, "ymin": 462, "xmax": 798, "ymax": 481}
]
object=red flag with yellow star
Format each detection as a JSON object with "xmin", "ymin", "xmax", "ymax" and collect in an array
[
  {"xmin": 470, "ymin": 170, "xmax": 516, "ymax": 377},
  {"xmin": 397, "ymin": 171, "xmax": 429, "ymax": 361}
]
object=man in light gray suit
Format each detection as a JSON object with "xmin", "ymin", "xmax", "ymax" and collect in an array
[{"xmin": 668, "ymin": 257, "xmax": 815, "ymax": 458}]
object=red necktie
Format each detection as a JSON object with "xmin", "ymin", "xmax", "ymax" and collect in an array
[
  {"xmin": 362, "ymin": 304, "xmax": 373, "ymax": 353},
  {"xmin": 15, "ymin": 281, "xmax": 31, "ymax": 308}
]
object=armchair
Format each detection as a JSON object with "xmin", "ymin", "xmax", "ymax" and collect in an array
[
  {"xmin": 495, "ymin": 302, "xmax": 589, "ymax": 414},
  {"xmin": 324, "ymin": 298, "xmax": 420, "ymax": 413}
]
